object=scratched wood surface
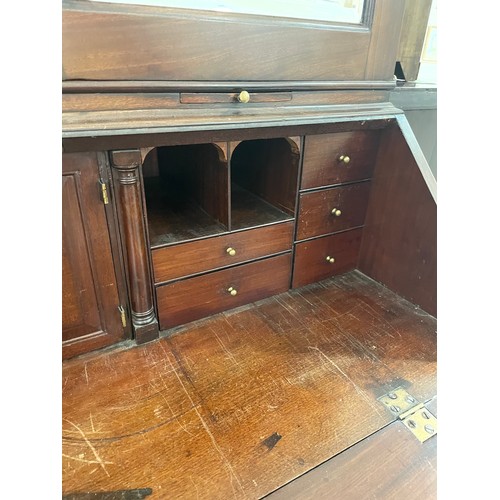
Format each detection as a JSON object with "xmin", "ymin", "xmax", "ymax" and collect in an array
[
  {"xmin": 62, "ymin": 270, "xmax": 436, "ymax": 499},
  {"xmin": 266, "ymin": 397, "xmax": 437, "ymax": 499}
]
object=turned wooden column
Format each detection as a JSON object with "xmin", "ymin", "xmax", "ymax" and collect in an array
[{"xmin": 110, "ymin": 149, "xmax": 159, "ymax": 344}]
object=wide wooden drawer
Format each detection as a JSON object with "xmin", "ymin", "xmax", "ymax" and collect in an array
[
  {"xmin": 157, "ymin": 253, "xmax": 292, "ymax": 329},
  {"xmin": 292, "ymin": 229, "xmax": 363, "ymax": 288},
  {"xmin": 152, "ymin": 222, "xmax": 293, "ymax": 284},
  {"xmin": 301, "ymin": 131, "xmax": 380, "ymax": 190},
  {"xmin": 296, "ymin": 182, "xmax": 371, "ymax": 241}
]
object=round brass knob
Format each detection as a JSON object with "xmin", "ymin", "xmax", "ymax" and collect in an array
[
  {"xmin": 227, "ymin": 287, "xmax": 238, "ymax": 296},
  {"xmin": 326, "ymin": 256, "xmax": 335, "ymax": 264},
  {"xmin": 331, "ymin": 208, "xmax": 342, "ymax": 217},
  {"xmin": 226, "ymin": 247, "xmax": 236, "ymax": 257},
  {"xmin": 339, "ymin": 155, "xmax": 350, "ymax": 164},
  {"xmin": 237, "ymin": 90, "xmax": 250, "ymax": 103}
]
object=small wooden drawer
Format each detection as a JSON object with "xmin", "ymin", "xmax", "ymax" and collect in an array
[
  {"xmin": 180, "ymin": 92, "xmax": 292, "ymax": 104},
  {"xmin": 292, "ymin": 229, "xmax": 362, "ymax": 288},
  {"xmin": 301, "ymin": 131, "xmax": 380, "ymax": 190},
  {"xmin": 296, "ymin": 182, "xmax": 371, "ymax": 241},
  {"xmin": 152, "ymin": 222, "xmax": 294, "ymax": 284},
  {"xmin": 156, "ymin": 253, "xmax": 292, "ymax": 329}
]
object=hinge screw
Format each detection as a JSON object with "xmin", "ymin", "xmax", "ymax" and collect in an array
[
  {"xmin": 389, "ymin": 405, "xmax": 401, "ymax": 413},
  {"xmin": 424, "ymin": 425, "xmax": 435, "ymax": 434},
  {"xmin": 407, "ymin": 420, "xmax": 417, "ymax": 429},
  {"xmin": 388, "ymin": 393, "xmax": 398, "ymax": 400},
  {"xmin": 405, "ymin": 395, "xmax": 416, "ymax": 404},
  {"xmin": 421, "ymin": 411, "xmax": 430, "ymax": 419}
]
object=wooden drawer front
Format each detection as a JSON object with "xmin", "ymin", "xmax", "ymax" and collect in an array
[
  {"xmin": 152, "ymin": 222, "xmax": 294, "ymax": 284},
  {"xmin": 296, "ymin": 182, "xmax": 371, "ymax": 241},
  {"xmin": 301, "ymin": 131, "xmax": 380, "ymax": 189},
  {"xmin": 157, "ymin": 253, "xmax": 292, "ymax": 329},
  {"xmin": 292, "ymin": 229, "xmax": 362, "ymax": 288}
]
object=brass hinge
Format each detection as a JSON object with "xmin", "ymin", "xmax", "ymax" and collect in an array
[
  {"xmin": 378, "ymin": 387, "xmax": 437, "ymax": 443},
  {"xmin": 99, "ymin": 179, "xmax": 109, "ymax": 205},
  {"xmin": 118, "ymin": 305, "xmax": 127, "ymax": 328}
]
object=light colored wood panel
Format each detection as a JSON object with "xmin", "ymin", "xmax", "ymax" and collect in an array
[
  {"xmin": 62, "ymin": 271, "xmax": 436, "ymax": 498},
  {"xmin": 267, "ymin": 416, "xmax": 437, "ymax": 499}
]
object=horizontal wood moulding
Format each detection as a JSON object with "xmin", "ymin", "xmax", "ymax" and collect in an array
[
  {"xmin": 62, "ymin": 81, "xmax": 397, "ymax": 93},
  {"xmin": 62, "ymin": 115, "xmax": 399, "ymax": 154},
  {"xmin": 62, "ymin": 90, "xmax": 389, "ymax": 113},
  {"xmin": 62, "ymin": 102, "xmax": 402, "ymax": 139}
]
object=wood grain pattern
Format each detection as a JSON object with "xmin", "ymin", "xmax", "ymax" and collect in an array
[
  {"xmin": 62, "ymin": 93, "xmax": 179, "ymax": 112},
  {"xmin": 62, "ymin": 152, "xmax": 125, "ymax": 359},
  {"xmin": 292, "ymin": 228, "xmax": 363, "ymax": 288},
  {"xmin": 180, "ymin": 92, "xmax": 292, "ymax": 104},
  {"xmin": 266, "ymin": 404, "xmax": 437, "ymax": 499},
  {"xmin": 301, "ymin": 130, "xmax": 380, "ymax": 190},
  {"xmin": 110, "ymin": 150, "xmax": 159, "ymax": 344},
  {"xmin": 152, "ymin": 222, "xmax": 293, "ymax": 284},
  {"xmin": 157, "ymin": 143, "xmax": 229, "ymax": 229},
  {"xmin": 396, "ymin": 0, "xmax": 433, "ymax": 81},
  {"xmin": 63, "ymin": 270, "xmax": 436, "ymax": 498},
  {"xmin": 296, "ymin": 181, "xmax": 371, "ymax": 241},
  {"xmin": 231, "ymin": 138, "xmax": 300, "ymax": 218},
  {"xmin": 156, "ymin": 253, "xmax": 292, "ymax": 329},
  {"xmin": 61, "ymin": 105, "xmax": 400, "ymax": 153},
  {"xmin": 365, "ymin": 0, "xmax": 406, "ymax": 80},
  {"xmin": 62, "ymin": 0, "xmax": 370, "ymax": 82},
  {"xmin": 144, "ymin": 143, "xmax": 229, "ymax": 246},
  {"xmin": 358, "ymin": 123, "xmax": 437, "ymax": 316}
]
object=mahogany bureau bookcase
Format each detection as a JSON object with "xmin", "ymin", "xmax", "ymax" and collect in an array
[{"xmin": 62, "ymin": 0, "xmax": 436, "ymax": 360}]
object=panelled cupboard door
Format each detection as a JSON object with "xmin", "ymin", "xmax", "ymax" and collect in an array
[{"xmin": 62, "ymin": 152, "xmax": 126, "ymax": 359}]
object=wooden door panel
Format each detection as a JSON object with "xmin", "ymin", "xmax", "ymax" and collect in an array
[
  {"xmin": 62, "ymin": 152, "xmax": 125, "ymax": 358},
  {"xmin": 62, "ymin": 173, "xmax": 101, "ymax": 340}
]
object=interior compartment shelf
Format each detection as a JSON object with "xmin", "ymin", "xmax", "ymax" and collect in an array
[
  {"xmin": 143, "ymin": 143, "xmax": 229, "ymax": 247},
  {"xmin": 145, "ymin": 177, "xmax": 228, "ymax": 247},
  {"xmin": 230, "ymin": 183, "xmax": 294, "ymax": 231}
]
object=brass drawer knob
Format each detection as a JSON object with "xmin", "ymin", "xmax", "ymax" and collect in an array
[
  {"xmin": 227, "ymin": 286, "xmax": 238, "ymax": 296},
  {"xmin": 326, "ymin": 256, "xmax": 335, "ymax": 264},
  {"xmin": 339, "ymin": 155, "xmax": 350, "ymax": 164},
  {"xmin": 331, "ymin": 208, "xmax": 342, "ymax": 217},
  {"xmin": 226, "ymin": 247, "xmax": 236, "ymax": 256},
  {"xmin": 237, "ymin": 90, "xmax": 250, "ymax": 103}
]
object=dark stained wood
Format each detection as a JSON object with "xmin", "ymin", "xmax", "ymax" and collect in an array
[
  {"xmin": 292, "ymin": 229, "xmax": 362, "ymax": 288},
  {"xmin": 266, "ymin": 413, "xmax": 437, "ymax": 499},
  {"xmin": 231, "ymin": 138, "xmax": 300, "ymax": 219},
  {"xmin": 62, "ymin": 0, "xmax": 373, "ymax": 82},
  {"xmin": 301, "ymin": 130, "xmax": 380, "ymax": 190},
  {"xmin": 63, "ymin": 489, "xmax": 152, "ymax": 500},
  {"xmin": 62, "ymin": 152, "xmax": 126, "ymax": 359},
  {"xmin": 358, "ymin": 123, "xmax": 437, "ymax": 316},
  {"xmin": 62, "ymin": 109, "xmax": 399, "ymax": 152},
  {"xmin": 157, "ymin": 143, "xmax": 229, "ymax": 227},
  {"xmin": 62, "ymin": 93, "xmax": 179, "ymax": 112},
  {"xmin": 180, "ymin": 92, "xmax": 292, "ymax": 104},
  {"xmin": 156, "ymin": 253, "xmax": 292, "ymax": 329},
  {"xmin": 296, "ymin": 181, "xmax": 371, "ymax": 241},
  {"xmin": 365, "ymin": 0, "xmax": 406, "ymax": 80},
  {"xmin": 145, "ymin": 177, "xmax": 228, "ymax": 247},
  {"xmin": 62, "ymin": 81, "xmax": 395, "ymax": 93},
  {"xmin": 152, "ymin": 222, "xmax": 294, "ymax": 284},
  {"xmin": 143, "ymin": 143, "xmax": 229, "ymax": 247},
  {"xmin": 230, "ymin": 184, "xmax": 294, "ymax": 231},
  {"xmin": 63, "ymin": 270, "xmax": 436, "ymax": 498},
  {"xmin": 110, "ymin": 150, "xmax": 159, "ymax": 343}
]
